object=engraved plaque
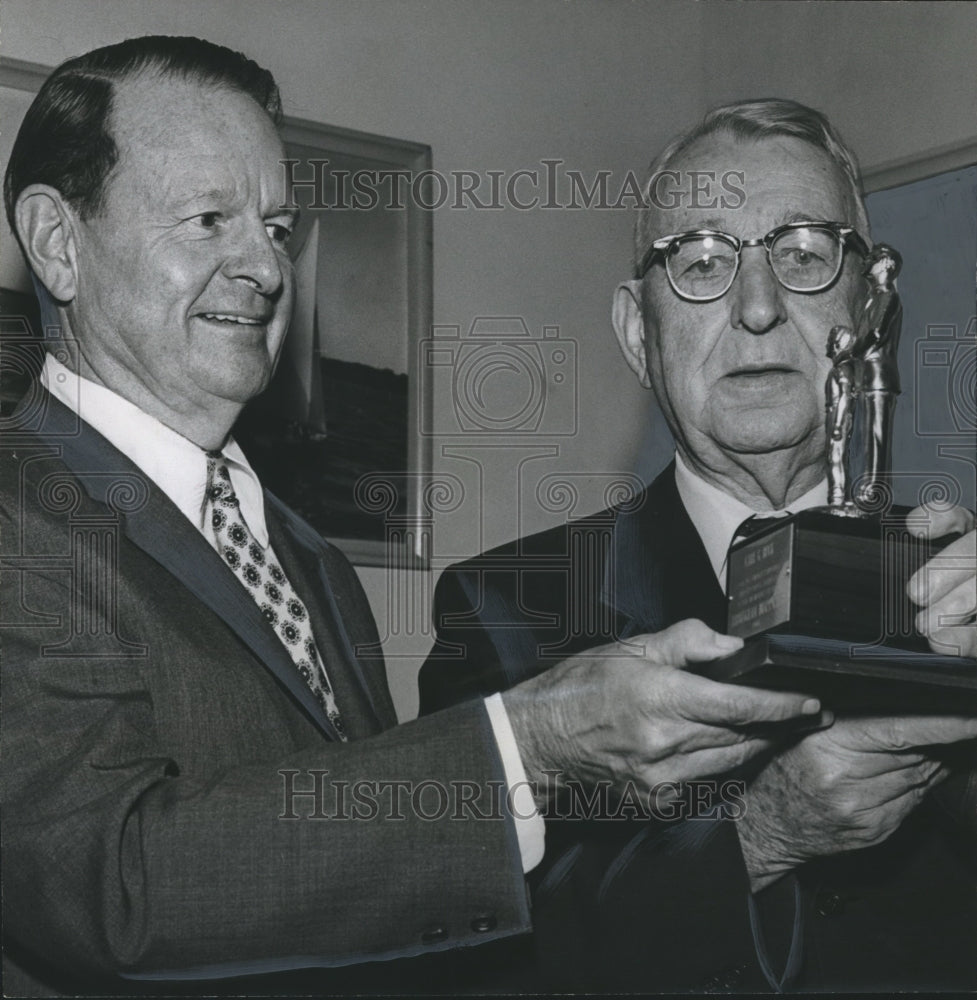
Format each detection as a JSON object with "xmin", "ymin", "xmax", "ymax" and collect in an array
[{"xmin": 727, "ymin": 523, "xmax": 793, "ymax": 637}]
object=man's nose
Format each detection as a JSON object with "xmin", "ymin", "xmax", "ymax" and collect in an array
[
  {"xmin": 223, "ymin": 222, "xmax": 285, "ymax": 296},
  {"xmin": 728, "ymin": 248, "xmax": 787, "ymax": 334}
]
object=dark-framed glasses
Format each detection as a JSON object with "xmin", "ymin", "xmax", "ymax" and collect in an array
[{"xmin": 637, "ymin": 221, "xmax": 868, "ymax": 302}]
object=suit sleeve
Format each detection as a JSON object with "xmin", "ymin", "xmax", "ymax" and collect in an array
[
  {"xmin": 1, "ymin": 508, "xmax": 530, "ymax": 986},
  {"xmin": 420, "ymin": 558, "xmax": 564, "ymax": 714},
  {"xmin": 420, "ymin": 565, "xmax": 515, "ymax": 713}
]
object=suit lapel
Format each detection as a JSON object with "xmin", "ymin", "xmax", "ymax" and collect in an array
[
  {"xmin": 604, "ymin": 462, "xmax": 727, "ymax": 635},
  {"xmin": 29, "ymin": 394, "xmax": 343, "ymax": 740},
  {"xmin": 265, "ymin": 498, "xmax": 385, "ymax": 739}
]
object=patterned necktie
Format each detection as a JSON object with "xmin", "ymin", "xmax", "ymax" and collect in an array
[{"xmin": 204, "ymin": 453, "xmax": 346, "ymax": 740}]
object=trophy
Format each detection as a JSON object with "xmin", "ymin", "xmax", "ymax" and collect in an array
[{"xmin": 701, "ymin": 245, "xmax": 977, "ymax": 711}]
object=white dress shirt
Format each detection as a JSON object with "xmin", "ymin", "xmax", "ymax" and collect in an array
[
  {"xmin": 42, "ymin": 354, "xmax": 266, "ymax": 544},
  {"xmin": 673, "ymin": 451, "xmax": 827, "ymax": 589},
  {"xmin": 41, "ymin": 353, "xmax": 544, "ymax": 872}
]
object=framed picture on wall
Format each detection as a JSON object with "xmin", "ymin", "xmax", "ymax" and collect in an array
[{"xmin": 0, "ymin": 58, "xmax": 434, "ymax": 568}]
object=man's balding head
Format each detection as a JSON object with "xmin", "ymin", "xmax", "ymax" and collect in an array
[
  {"xmin": 4, "ymin": 35, "xmax": 281, "ymax": 237},
  {"xmin": 632, "ymin": 98, "xmax": 869, "ymax": 281}
]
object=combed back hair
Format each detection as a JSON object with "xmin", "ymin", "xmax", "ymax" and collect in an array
[
  {"xmin": 633, "ymin": 98, "xmax": 870, "ymax": 278},
  {"xmin": 4, "ymin": 35, "xmax": 281, "ymax": 235}
]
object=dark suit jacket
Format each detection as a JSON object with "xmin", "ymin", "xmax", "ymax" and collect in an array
[
  {"xmin": 1, "ymin": 393, "xmax": 530, "ymax": 996},
  {"xmin": 420, "ymin": 463, "xmax": 977, "ymax": 993}
]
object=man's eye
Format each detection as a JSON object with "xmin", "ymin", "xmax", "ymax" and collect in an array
[
  {"xmin": 266, "ymin": 223, "xmax": 293, "ymax": 247},
  {"xmin": 193, "ymin": 212, "xmax": 221, "ymax": 229},
  {"xmin": 682, "ymin": 254, "xmax": 733, "ymax": 277},
  {"xmin": 779, "ymin": 247, "xmax": 826, "ymax": 267}
]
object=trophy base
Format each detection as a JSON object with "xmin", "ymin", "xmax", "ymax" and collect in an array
[
  {"xmin": 719, "ymin": 506, "xmax": 977, "ymax": 712},
  {"xmin": 694, "ymin": 633, "xmax": 977, "ymax": 714},
  {"xmin": 726, "ymin": 507, "xmax": 939, "ymax": 651}
]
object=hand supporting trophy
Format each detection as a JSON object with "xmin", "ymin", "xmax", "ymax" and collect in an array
[{"xmin": 825, "ymin": 245, "xmax": 904, "ymax": 510}]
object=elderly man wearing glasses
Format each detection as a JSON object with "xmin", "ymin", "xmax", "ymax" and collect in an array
[{"xmin": 421, "ymin": 99, "xmax": 977, "ymax": 993}]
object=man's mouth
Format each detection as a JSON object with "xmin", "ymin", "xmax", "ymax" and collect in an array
[
  {"xmin": 727, "ymin": 364, "xmax": 796, "ymax": 377},
  {"xmin": 720, "ymin": 366, "xmax": 801, "ymax": 397},
  {"xmin": 198, "ymin": 313, "xmax": 268, "ymax": 326}
]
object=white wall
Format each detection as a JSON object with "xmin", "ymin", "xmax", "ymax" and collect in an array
[{"xmin": 3, "ymin": 0, "xmax": 975, "ymax": 719}]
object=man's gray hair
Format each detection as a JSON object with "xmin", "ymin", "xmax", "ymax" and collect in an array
[{"xmin": 633, "ymin": 98, "xmax": 870, "ymax": 278}]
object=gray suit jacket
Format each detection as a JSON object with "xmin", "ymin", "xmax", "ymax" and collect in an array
[{"xmin": 1, "ymin": 392, "xmax": 529, "ymax": 994}]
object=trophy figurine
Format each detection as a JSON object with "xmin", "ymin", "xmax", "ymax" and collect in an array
[
  {"xmin": 826, "ymin": 245, "xmax": 903, "ymax": 511},
  {"xmin": 704, "ymin": 244, "xmax": 977, "ymax": 712},
  {"xmin": 825, "ymin": 324, "xmax": 861, "ymax": 509}
]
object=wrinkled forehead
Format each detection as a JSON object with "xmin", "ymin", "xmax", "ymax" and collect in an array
[
  {"xmin": 105, "ymin": 72, "xmax": 285, "ymax": 192},
  {"xmin": 646, "ymin": 133, "xmax": 854, "ymax": 240}
]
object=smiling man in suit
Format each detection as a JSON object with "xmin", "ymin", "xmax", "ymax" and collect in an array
[
  {"xmin": 0, "ymin": 38, "xmax": 835, "ymax": 996},
  {"xmin": 421, "ymin": 100, "xmax": 977, "ymax": 992}
]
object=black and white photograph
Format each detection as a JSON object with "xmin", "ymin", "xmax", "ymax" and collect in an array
[{"xmin": 1, "ymin": 1, "xmax": 975, "ymax": 996}]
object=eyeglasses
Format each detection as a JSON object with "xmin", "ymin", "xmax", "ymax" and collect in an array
[{"xmin": 636, "ymin": 221, "xmax": 868, "ymax": 302}]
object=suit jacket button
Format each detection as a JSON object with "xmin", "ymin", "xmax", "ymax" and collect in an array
[
  {"xmin": 421, "ymin": 925, "xmax": 448, "ymax": 944},
  {"xmin": 470, "ymin": 914, "xmax": 497, "ymax": 933},
  {"xmin": 816, "ymin": 890, "xmax": 845, "ymax": 916}
]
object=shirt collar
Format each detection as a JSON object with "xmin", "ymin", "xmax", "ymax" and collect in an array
[
  {"xmin": 41, "ymin": 353, "xmax": 269, "ymax": 548},
  {"xmin": 674, "ymin": 450, "xmax": 827, "ymax": 589}
]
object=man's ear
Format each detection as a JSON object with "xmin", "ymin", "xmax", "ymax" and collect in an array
[
  {"xmin": 611, "ymin": 280, "xmax": 652, "ymax": 388},
  {"xmin": 14, "ymin": 185, "xmax": 80, "ymax": 303}
]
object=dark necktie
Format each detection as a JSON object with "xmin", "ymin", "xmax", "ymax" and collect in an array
[
  {"xmin": 734, "ymin": 513, "xmax": 792, "ymax": 542},
  {"xmin": 204, "ymin": 453, "xmax": 346, "ymax": 739}
]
